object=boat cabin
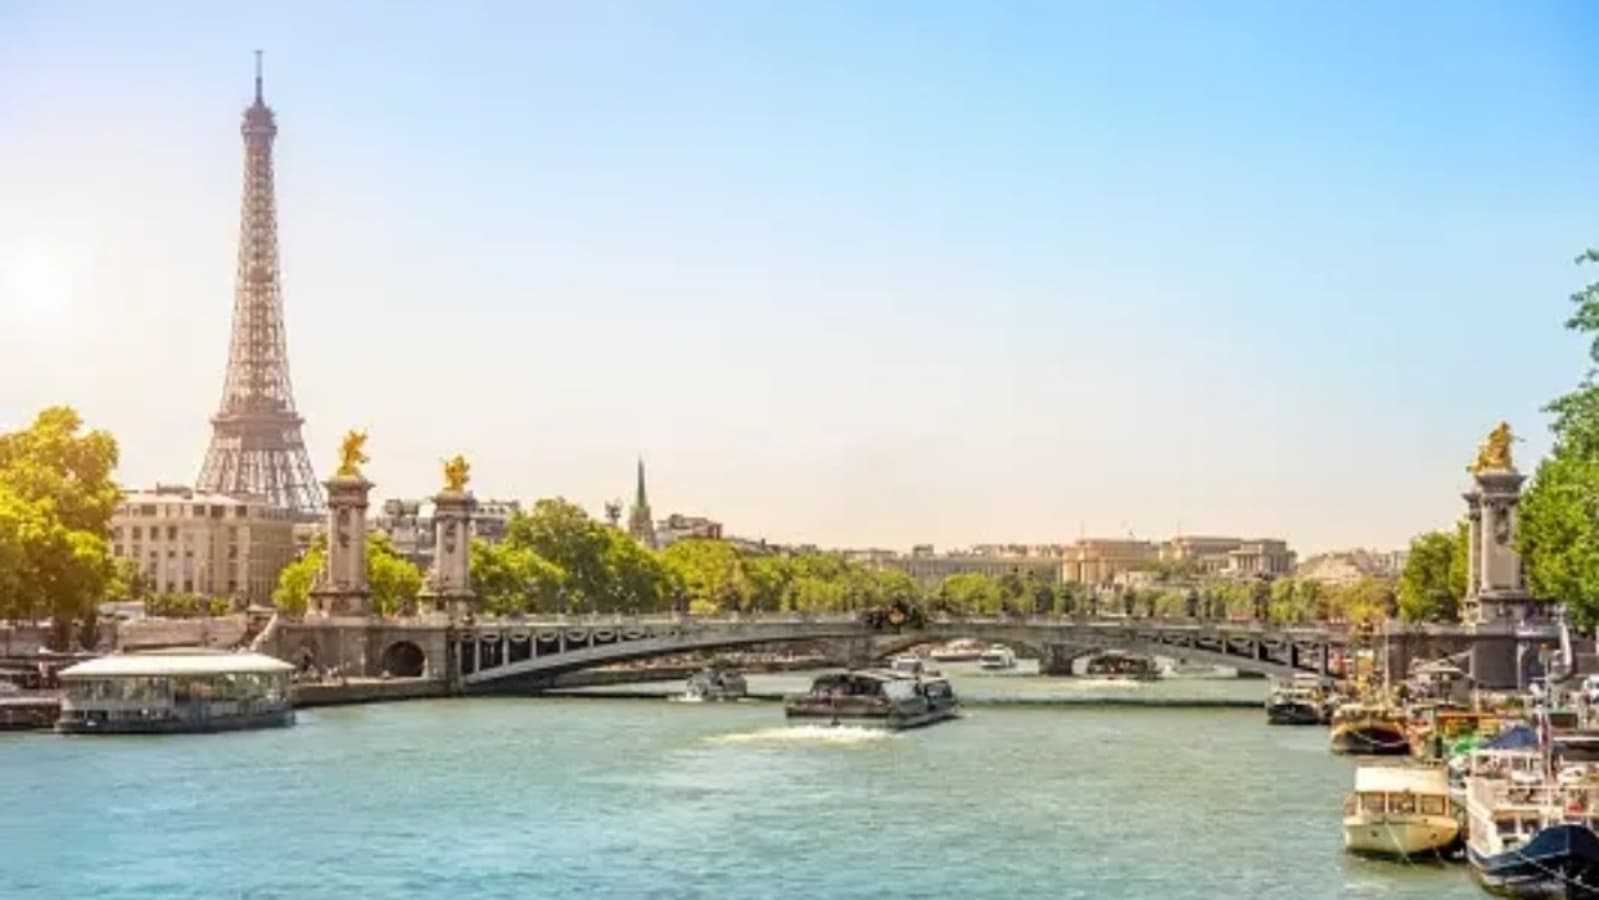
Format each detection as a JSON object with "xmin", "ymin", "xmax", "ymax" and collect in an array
[{"xmin": 1344, "ymin": 766, "xmax": 1452, "ymax": 820}]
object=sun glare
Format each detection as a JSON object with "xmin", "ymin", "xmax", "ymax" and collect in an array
[{"xmin": 0, "ymin": 244, "xmax": 74, "ymax": 327}]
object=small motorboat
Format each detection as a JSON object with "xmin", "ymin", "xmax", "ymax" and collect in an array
[
  {"xmin": 784, "ymin": 670, "xmax": 958, "ymax": 730},
  {"xmin": 681, "ymin": 666, "xmax": 748, "ymax": 702},
  {"xmin": 978, "ymin": 646, "xmax": 1017, "ymax": 671}
]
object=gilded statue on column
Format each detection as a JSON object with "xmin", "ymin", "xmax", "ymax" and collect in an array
[
  {"xmin": 1467, "ymin": 421, "xmax": 1514, "ymax": 475},
  {"xmin": 336, "ymin": 430, "xmax": 369, "ymax": 478},
  {"xmin": 443, "ymin": 455, "xmax": 470, "ymax": 493}
]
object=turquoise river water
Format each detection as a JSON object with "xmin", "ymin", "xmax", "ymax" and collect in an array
[{"xmin": 1, "ymin": 668, "xmax": 1486, "ymax": 899}]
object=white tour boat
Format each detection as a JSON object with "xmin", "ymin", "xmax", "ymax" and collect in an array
[
  {"xmin": 1342, "ymin": 764, "xmax": 1460, "ymax": 859},
  {"xmin": 979, "ymin": 646, "xmax": 1017, "ymax": 671}
]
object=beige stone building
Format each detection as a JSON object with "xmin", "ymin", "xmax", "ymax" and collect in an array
[
  {"xmin": 1062, "ymin": 539, "xmax": 1158, "ymax": 585},
  {"xmin": 110, "ymin": 485, "xmax": 296, "ymax": 605},
  {"xmin": 1159, "ymin": 535, "xmax": 1246, "ymax": 574},
  {"xmin": 1295, "ymin": 549, "xmax": 1403, "ymax": 587},
  {"xmin": 1226, "ymin": 539, "xmax": 1295, "ymax": 577},
  {"xmin": 885, "ymin": 553, "xmax": 1065, "ymax": 586},
  {"xmin": 1160, "ymin": 535, "xmax": 1296, "ymax": 579}
]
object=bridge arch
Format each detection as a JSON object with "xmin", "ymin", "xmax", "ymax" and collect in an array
[
  {"xmin": 870, "ymin": 634, "xmax": 1050, "ymax": 662},
  {"xmin": 381, "ymin": 641, "xmax": 426, "ymax": 678}
]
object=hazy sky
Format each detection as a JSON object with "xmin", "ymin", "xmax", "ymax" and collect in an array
[{"xmin": 3, "ymin": 2, "xmax": 1598, "ymax": 554}]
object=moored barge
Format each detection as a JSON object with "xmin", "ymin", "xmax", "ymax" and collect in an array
[{"xmin": 1330, "ymin": 703, "xmax": 1411, "ymax": 755}]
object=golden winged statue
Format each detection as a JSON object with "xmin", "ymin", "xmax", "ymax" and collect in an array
[
  {"xmin": 1467, "ymin": 421, "xmax": 1514, "ymax": 475},
  {"xmin": 443, "ymin": 454, "xmax": 470, "ymax": 493},
  {"xmin": 336, "ymin": 430, "xmax": 369, "ymax": 478}
]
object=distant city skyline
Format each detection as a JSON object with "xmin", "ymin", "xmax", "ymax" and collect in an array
[{"xmin": 4, "ymin": 3, "xmax": 1598, "ymax": 556}]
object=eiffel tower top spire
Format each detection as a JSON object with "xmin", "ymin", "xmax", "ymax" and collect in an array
[{"xmin": 196, "ymin": 54, "xmax": 324, "ymax": 516}]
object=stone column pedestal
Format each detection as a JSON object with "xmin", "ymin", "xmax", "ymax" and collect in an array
[
  {"xmin": 308, "ymin": 475, "xmax": 374, "ymax": 618},
  {"xmin": 421, "ymin": 490, "xmax": 477, "ymax": 623}
]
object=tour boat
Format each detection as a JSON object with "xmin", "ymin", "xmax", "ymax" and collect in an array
[
  {"xmin": 1265, "ymin": 681, "xmax": 1324, "ymax": 726},
  {"xmin": 681, "ymin": 666, "xmax": 747, "ymax": 702},
  {"xmin": 55, "ymin": 649, "xmax": 294, "ymax": 735},
  {"xmin": 978, "ymin": 646, "xmax": 1017, "ymax": 671},
  {"xmin": 784, "ymin": 670, "xmax": 958, "ymax": 730},
  {"xmin": 1342, "ymin": 764, "xmax": 1461, "ymax": 859},
  {"xmin": 929, "ymin": 640, "xmax": 986, "ymax": 663},
  {"xmin": 1329, "ymin": 703, "xmax": 1411, "ymax": 756},
  {"xmin": 1083, "ymin": 650, "xmax": 1159, "ymax": 681},
  {"xmin": 1463, "ymin": 747, "xmax": 1599, "ymax": 897}
]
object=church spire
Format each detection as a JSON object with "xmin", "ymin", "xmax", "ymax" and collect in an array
[{"xmin": 628, "ymin": 458, "xmax": 656, "ymax": 549}]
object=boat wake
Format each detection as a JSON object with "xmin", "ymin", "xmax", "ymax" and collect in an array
[{"xmin": 706, "ymin": 725, "xmax": 895, "ymax": 747}]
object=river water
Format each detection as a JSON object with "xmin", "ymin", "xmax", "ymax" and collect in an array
[{"xmin": 0, "ymin": 668, "xmax": 1483, "ymax": 899}]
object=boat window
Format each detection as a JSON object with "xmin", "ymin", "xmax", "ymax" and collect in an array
[
  {"xmin": 1388, "ymin": 793, "xmax": 1417, "ymax": 815},
  {"xmin": 1359, "ymin": 793, "xmax": 1383, "ymax": 814},
  {"xmin": 882, "ymin": 681, "xmax": 916, "ymax": 701},
  {"xmin": 1419, "ymin": 796, "xmax": 1445, "ymax": 816}
]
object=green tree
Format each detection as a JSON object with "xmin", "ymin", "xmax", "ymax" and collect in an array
[
  {"xmin": 1398, "ymin": 529, "xmax": 1464, "ymax": 623},
  {"xmin": 939, "ymin": 572, "xmax": 1002, "ymax": 616},
  {"xmin": 368, "ymin": 533, "xmax": 423, "ymax": 616},
  {"xmin": 272, "ymin": 542, "xmax": 323, "ymax": 615},
  {"xmin": 1520, "ymin": 249, "xmax": 1599, "ymax": 626},
  {"xmin": 270, "ymin": 533, "xmax": 423, "ymax": 616},
  {"xmin": 106, "ymin": 557, "xmax": 152, "ymax": 605},
  {"xmin": 504, "ymin": 499, "xmax": 616, "ymax": 609},
  {"xmin": 470, "ymin": 538, "xmax": 565, "ymax": 615},
  {"xmin": 662, "ymin": 539, "xmax": 753, "ymax": 613},
  {"xmin": 0, "ymin": 407, "xmax": 119, "ymax": 648}
]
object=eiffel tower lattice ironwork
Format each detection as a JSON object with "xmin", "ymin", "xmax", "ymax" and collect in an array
[{"xmin": 196, "ymin": 52, "xmax": 324, "ymax": 515}]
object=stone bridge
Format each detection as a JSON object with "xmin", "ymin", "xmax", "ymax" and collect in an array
[
  {"xmin": 452, "ymin": 616, "xmax": 1357, "ymax": 691},
  {"xmin": 261, "ymin": 614, "xmax": 1557, "ymax": 693}
]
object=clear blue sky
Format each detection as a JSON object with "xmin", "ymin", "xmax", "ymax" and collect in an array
[{"xmin": 2, "ymin": 1, "xmax": 1597, "ymax": 554}]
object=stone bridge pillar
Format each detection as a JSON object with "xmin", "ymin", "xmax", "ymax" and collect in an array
[
  {"xmin": 421, "ymin": 487, "xmax": 476, "ymax": 622},
  {"xmin": 308, "ymin": 474, "xmax": 373, "ymax": 618}
]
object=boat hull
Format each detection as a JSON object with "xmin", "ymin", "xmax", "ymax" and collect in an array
[
  {"xmin": 56, "ymin": 707, "xmax": 295, "ymax": 735},
  {"xmin": 1267, "ymin": 702, "xmax": 1322, "ymax": 726},
  {"xmin": 1470, "ymin": 824, "xmax": 1599, "ymax": 898},
  {"xmin": 784, "ymin": 701, "xmax": 958, "ymax": 730},
  {"xmin": 1331, "ymin": 724, "xmax": 1411, "ymax": 755},
  {"xmin": 1343, "ymin": 814, "xmax": 1461, "ymax": 859}
]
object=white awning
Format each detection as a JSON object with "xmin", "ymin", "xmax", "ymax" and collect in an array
[{"xmin": 60, "ymin": 650, "xmax": 293, "ymax": 679}]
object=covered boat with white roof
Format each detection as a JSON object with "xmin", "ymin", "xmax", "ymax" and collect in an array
[{"xmin": 55, "ymin": 648, "xmax": 295, "ymax": 734}]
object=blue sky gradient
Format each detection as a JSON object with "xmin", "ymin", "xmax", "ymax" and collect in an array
[{"xmin": 3, "ymin": 2, "xmax": 1597, "ymax": 552}]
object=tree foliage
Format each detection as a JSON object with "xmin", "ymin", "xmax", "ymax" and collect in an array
[
  {"xmin": 1519, "ymin": 248, "xmax": 1599, "ymax": 626},
  {"xmin": 1397, "ymin": 526, "xmax": 1466, "ymax": 623},
  {"xmin": 0, "ymin": 407, "xmax": 119, "ymax": 648},
  {"xmin": 270, "ymin": 533, "xmax": 423, "ymax": 616}
]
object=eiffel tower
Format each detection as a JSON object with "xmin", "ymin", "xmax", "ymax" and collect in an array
[{"xmin": 196, "ymin": 53, "xmax": 324, "ymax": 516}]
